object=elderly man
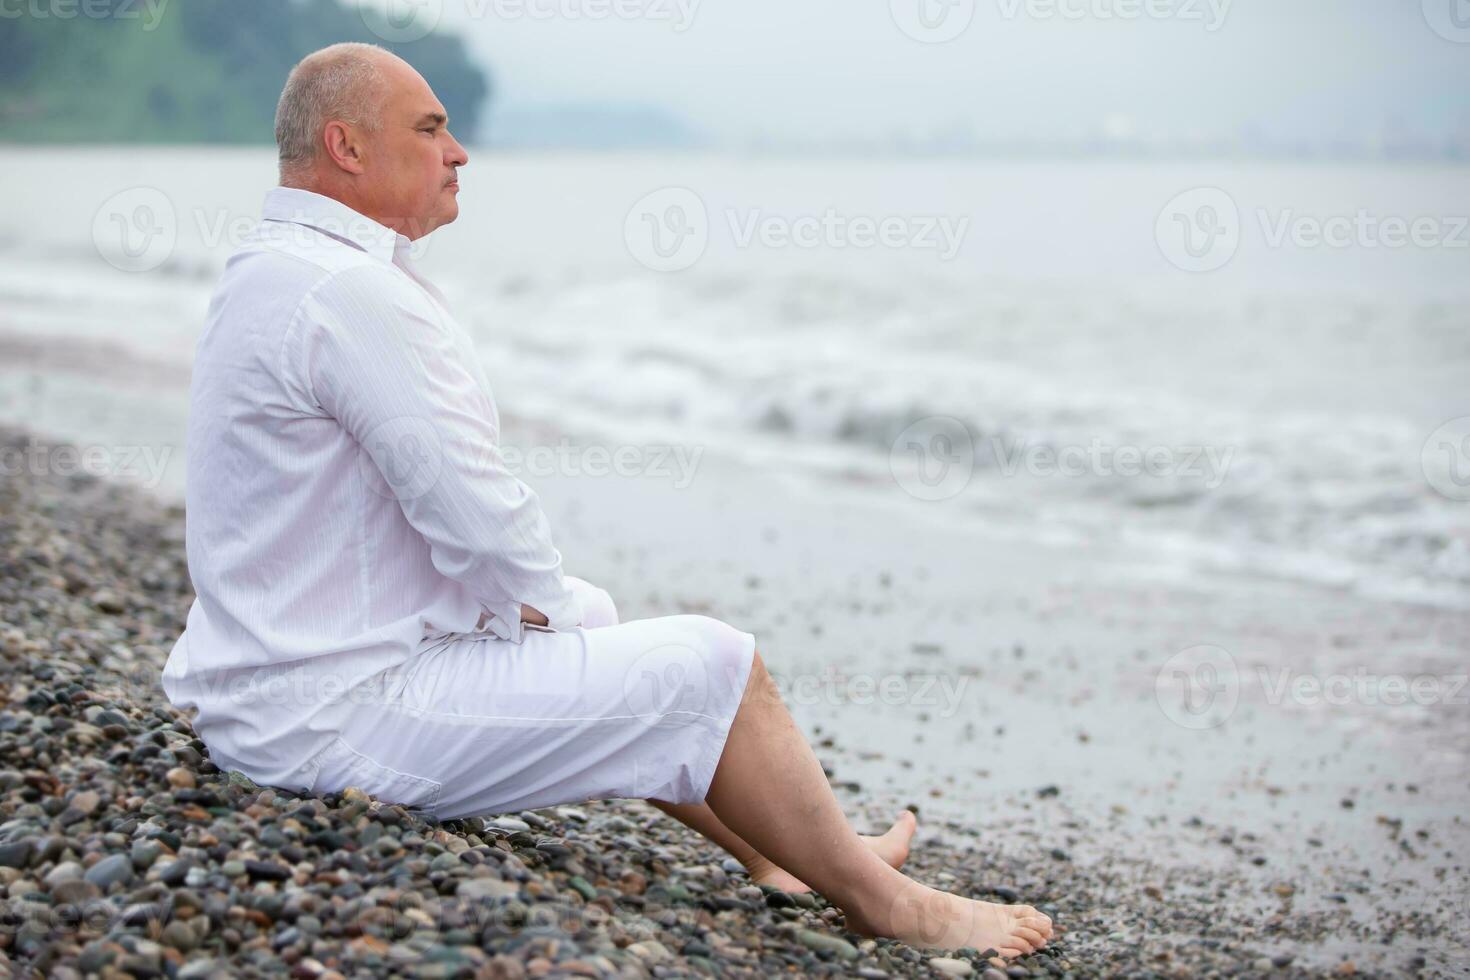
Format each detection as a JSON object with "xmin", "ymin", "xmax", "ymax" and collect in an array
[{"xmin": 161, "ymin": 42, "xmax": 1052, "ymax": 957}]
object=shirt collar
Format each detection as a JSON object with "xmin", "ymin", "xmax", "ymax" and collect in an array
[{"xmin": 260, "ymin": 186, "xmax": 408, "ymax": 265}]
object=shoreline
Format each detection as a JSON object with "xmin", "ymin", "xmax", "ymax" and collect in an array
[{"xmin": 2, "ymin": 423, "xmax": 1467, "ymax": 976}]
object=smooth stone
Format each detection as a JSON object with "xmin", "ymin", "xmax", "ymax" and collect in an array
[
  {"xmin": 244, "ymin": 859, "xmax": 291, "ymax": 880},
  {"xmin": 797, "ymin": 930, "xmax": 859, "ymax": 961},
  {"xmin": 929, "ymin": 957, "xmax": 974, "ymax": 977},
  {"xmin": 84, "ymin": 854, "xmax": 135, "ymax": 890},
  {"xmin": 131, "ymin": 839, "xmax": 164, "ymax": 870},
  {"xmin": 626, "ymin": 940, "xmax": 671, "ymax": 963},
  {"xmin": 0, "ymin": 840, "xmax": 32, "ymax": 869},
  {"xmin": 70, "ymin": 789, "xmax": 101, "ymax": 815},
  {"xmin": 458, "ymin": 878, "xmax": 519, "ymax": 900},
  {"xmin": 44, "ymin": 861, "xmax": 85, "ymax": 886},
  {"xmin": 50, "ymin": 878, "xmax": 102, "ymax": 905},
  {"xmin": 155, "ymin": 858, "xmax": 191, "ymax": 887},
  {"xmin": 489, "ymin": 817, "xmax": 530, "ymax": 833},
  {"xmin": 161, "ymin": 919, "xmax": 198, "ymax": 951}
]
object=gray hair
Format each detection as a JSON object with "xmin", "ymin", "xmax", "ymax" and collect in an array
[{"xmin": 274, "ymin": 43, "xmax": 392, "ymax": 182}]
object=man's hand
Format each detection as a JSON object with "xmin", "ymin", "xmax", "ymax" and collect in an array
[{"xmin": 519, "ymin": 604, "xmax": 549, "ymax": 627}]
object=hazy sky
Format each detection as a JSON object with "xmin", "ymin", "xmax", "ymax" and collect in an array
[{"xmin": 414, "ymin": 0, "xmax": 1470, "ymax": 145}]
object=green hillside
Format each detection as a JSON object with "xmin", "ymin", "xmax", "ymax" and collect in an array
[{"xmin": 0, "ymin": 0, "xmax": 490, "ymax": 144}]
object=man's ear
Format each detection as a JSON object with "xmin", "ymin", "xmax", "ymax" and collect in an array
[{"xmin": 322, "ymin": 120, "xmax": 368, "ymax": 175}]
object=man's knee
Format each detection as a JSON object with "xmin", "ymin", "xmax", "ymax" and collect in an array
[
  {"xmin": 567, "ymin": 575, "xmax": 619, "ymax": 629},
  {"xmin": 667, "ymin": 614, "xmax": 756, "ymax": 700}
]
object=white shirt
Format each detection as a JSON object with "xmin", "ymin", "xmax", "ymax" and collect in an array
[{"xmin": 162, "ymin": 187, "xmax": 582, "ymax": 785}]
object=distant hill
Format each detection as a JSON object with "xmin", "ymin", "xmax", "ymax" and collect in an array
[{"xmin": 0, "ymin": 0, "xmax": 490, "ymax": 144}]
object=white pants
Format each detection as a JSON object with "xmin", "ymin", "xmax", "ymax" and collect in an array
[{"xmin": 300, "ymin": 577, "xmax": 758, "ymax": 820}]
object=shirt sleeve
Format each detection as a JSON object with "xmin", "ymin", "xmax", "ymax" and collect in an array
[{"xmin": 283, "ymin": 263, "xmax": 581, "ymax": 641}]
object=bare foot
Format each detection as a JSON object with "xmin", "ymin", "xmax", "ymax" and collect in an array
[
  {"xmin": 745, "ymin": 809, "xmax": 918, "ymax": 893},
  {"xmin": 848, "ymin": 881, "xmax": 1054, "ymax": 959}
]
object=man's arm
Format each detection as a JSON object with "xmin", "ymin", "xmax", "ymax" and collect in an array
[{"xmin": 287, "ymin": 265, "xmax": 579, "ymax": 638}]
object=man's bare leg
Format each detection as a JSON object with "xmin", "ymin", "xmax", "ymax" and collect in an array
[
  {"xmin": 647, "ymin": 799, "xmax": 917, "ymax": 892},
  {"xmin": 697, "ymin": 650, "xmax": 1054, "ymax": 957}
]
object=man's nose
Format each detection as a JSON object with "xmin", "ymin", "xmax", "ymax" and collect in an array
[{"xmin": 446, "ymin": 131, "xmax": 469, "ymax": 167}]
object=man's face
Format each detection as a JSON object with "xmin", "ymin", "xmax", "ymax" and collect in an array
[{"xmin": 359, "ymin": 57, "xmax": 469, "ymax": 240}]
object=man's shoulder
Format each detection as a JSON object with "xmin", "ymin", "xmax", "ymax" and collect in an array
[{"xmin": 228, "ymin": 221, "xmax": 385, "ymax": 287}]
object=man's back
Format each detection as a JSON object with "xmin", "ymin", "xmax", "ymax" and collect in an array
[{"xmin": 163, "ymin": 187, "xmax": 576, "ymax": 787}]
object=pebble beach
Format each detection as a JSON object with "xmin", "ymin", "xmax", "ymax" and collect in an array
[{"xmin": 1, "ymin": 423, "xmax": 1467, "ymax": 979}]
